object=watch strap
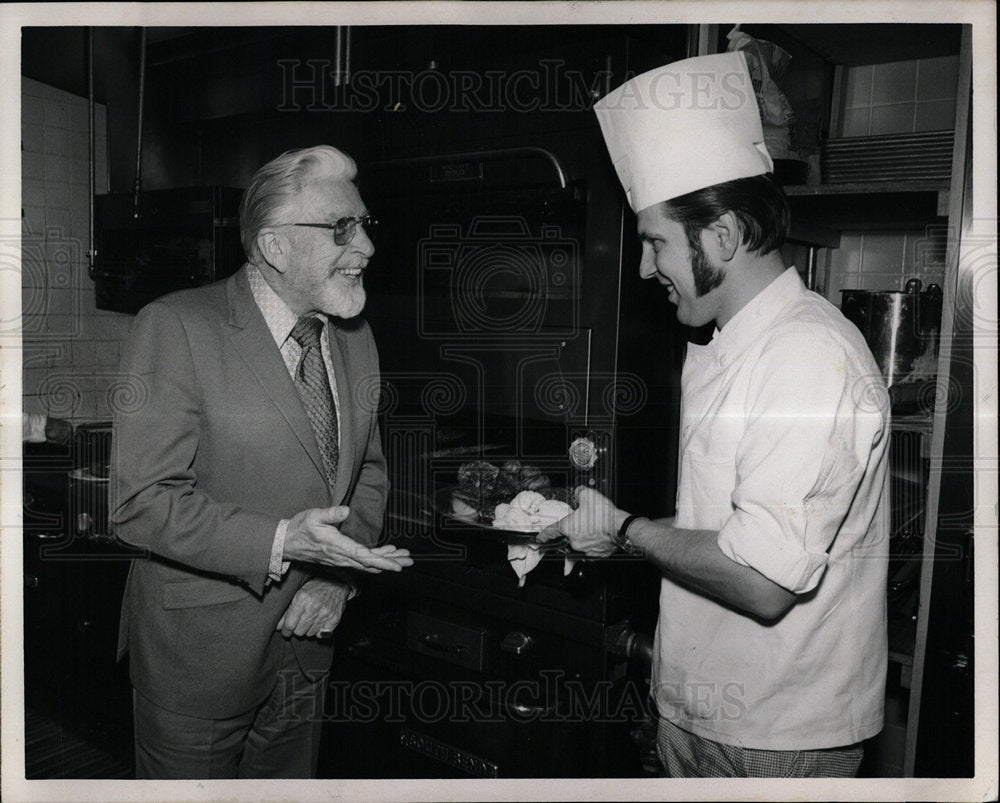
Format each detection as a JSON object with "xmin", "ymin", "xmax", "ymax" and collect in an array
[{"xmin": 613, "ymin": 514, "xmax": 644, "ymax": 553}]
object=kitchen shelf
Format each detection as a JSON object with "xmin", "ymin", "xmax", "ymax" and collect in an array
[
  {"xmin": 786, "ymin": 181, "xmax": 949, "ymax": 233},
  {"xmin": 785, "ymin": 180, "xmax": 949, "ymax": 196}
]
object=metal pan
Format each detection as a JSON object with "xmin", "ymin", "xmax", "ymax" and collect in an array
[{"xmin": 432, "ymin": 485, "xmax": 567, "ymax": 547}]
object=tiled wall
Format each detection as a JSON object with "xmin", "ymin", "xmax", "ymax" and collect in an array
[
  {"xmin": 21, "ymin": 77, "xmax": 133, "ymax": 424},
  {"xmin": 822, "ymin": 56, "xmax": 958, "ymax": 304},
  {"xmin": 839, "ymin": 55, "xmax": 960, "ymax": 137},
  {"xmin": 820, "ymin": 227, "xmax": 949, "ymax": 301}
]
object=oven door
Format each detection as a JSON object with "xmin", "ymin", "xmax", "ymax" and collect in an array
[{"xmin": 363, "ymin": 147, "xmax": 604, "ymax": 498}]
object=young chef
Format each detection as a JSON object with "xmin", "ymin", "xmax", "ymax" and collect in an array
[{"xmin": 538, "ymin": 52, "xmax": 891, "ymax": 778}]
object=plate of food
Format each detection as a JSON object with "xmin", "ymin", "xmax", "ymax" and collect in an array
[{"xmin": 434, "ymin": 459, "xmax": 576, "ymax": 542}]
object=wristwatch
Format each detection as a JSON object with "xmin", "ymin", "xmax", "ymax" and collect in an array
[{"xmin": 612, "ymin": 514, "xmax": 645, "ymax": 554}]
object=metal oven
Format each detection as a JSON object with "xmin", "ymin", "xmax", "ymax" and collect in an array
[{"xmin": 322, "ymin": 131, "xmax": 680, "ymax": 778}]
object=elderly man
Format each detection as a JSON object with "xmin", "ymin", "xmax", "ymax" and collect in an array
[
  {"xmin": 539, "ymin": 53, "xmax": 890, "ymax": 777},
  {"xmin": 111, "ymin": 145, "xmax": 412, "ymax": 779}
]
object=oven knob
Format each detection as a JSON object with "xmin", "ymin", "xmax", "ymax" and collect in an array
[
  {"xmin": 77, "ymin": 512, "xmax": 92, "ymax": 534},
  {"xmin": 500, "ymin": 631, "xmax": 533, "ymax": 655}
]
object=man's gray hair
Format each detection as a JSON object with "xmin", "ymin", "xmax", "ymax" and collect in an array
[{"xmin": 239, "ymin": 145, "xmax": 358, "ymax": 266}]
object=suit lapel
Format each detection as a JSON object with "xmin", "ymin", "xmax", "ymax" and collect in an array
[
  {"xmin": 224, "ymin": 268, "xmax": 327, "ymax": 484},
  {"xmin": 328, "ymin": 322, "xmax": 356, "ymax": 504}
]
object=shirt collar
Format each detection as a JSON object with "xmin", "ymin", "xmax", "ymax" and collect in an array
[
  {"xmin": 247, "ymin": 263, "xmax": 312, "ymax": 347},
  {"xmin": 708, "ymin": 267, "xmax": 806, "ymax": 357}
]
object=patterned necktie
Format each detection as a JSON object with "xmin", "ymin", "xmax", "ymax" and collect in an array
[{"xmin": 289, "ymin": 315, "xmax": 338, "ymax": 489}]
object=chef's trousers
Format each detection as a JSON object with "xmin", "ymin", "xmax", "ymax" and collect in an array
[{"xmin": 657, "ymin": 717, "xmax": 863, "ymax": 778}]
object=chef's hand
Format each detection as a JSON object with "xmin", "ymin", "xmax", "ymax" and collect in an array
[
  {"xmin": 537, "ymin": 486, "xmax": 626, "ymax": 558},
  {"xmin": 276, "ymin": 577, "xmax": 350, "ymax": 639},
  {"xmin": 283, "ymin": 505, "xmax": 413, "ymax": 572}
]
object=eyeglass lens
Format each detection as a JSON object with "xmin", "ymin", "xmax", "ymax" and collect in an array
[{"xmin": 335, "ymin": 216, "xmax": 376, "ymax": 246}]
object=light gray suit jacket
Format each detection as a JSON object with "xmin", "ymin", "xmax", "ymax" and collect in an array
[{"xmin": 111, "ymin": 265, "xmax": 387, "ymax": 718}]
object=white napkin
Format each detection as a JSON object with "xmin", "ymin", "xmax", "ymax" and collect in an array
[{"xmin": 507, "ymin": 543, "xmax": 578, "ymax": 588}]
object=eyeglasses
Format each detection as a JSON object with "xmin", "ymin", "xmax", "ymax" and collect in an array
[{"xmin": 286, "ymin": 214, "xmax": 378, "ymax": 246}]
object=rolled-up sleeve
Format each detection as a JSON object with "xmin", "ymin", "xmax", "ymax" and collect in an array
[{"xmin": 716, "ymin": 340, "xmax": 874, "ymax": 594}]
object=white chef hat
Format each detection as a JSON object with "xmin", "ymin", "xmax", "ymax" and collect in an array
[{"xmin": 594, "ymin": 51, "xmax": 774, "ymax": 213}]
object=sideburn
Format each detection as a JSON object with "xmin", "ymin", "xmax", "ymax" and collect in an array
[{"xmin": 689, "ymin": 235, "xmax": 726, "ymax": 297}]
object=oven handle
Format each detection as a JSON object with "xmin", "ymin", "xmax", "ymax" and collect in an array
[
  {"xmin": 419, "ymin": 633, "xmax": 467, "ymax": 655},
  {"xmin": 372, "ymin": 146, "xmax": 568, "ymax": 189},
  {"xmin": 501, "ymin": 687, "xmax": 567, "ymax": 719}
]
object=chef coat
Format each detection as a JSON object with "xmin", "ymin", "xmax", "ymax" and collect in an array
[{"xmin": 652, "ymin": 267, "xmax": 891, "ymax": 750}]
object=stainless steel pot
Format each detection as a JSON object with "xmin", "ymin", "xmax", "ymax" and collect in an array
[{"xmin": 841, "ymin": 278, "xmax": 943, "ymax": 388}]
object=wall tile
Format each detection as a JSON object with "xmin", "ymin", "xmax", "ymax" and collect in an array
[
  {"xmin": 840, "ymin": 107, "xmax": 871, "ymax": 138},
  {"xmin": 21, "ymin": 284, "xmax": 47, "ymax": 318},
  {"xmin": 42, "ymin": 313, "xmax": 80, "ymax": 340},
  {"xmin": 45, "ymin": 206, "xmax": 72, "ymax": 236},
  {"xmin": 94, "ymin": 315, "xmax": 121, "ymax": 341},
  {"xmin": 69, "ymin": 104, "xmax": 89, "ymax": 135},
  {"xmin": 21, "ymin": 78, "xmax": 44, "ymax": 99},
  {"xmin": 45, "ymin": 287, "xmax": 76, "ymax": 317},
  {"xmin": 22, "ymin": 179, "xmax": 46, "ymax": 207},
  {"xmin": 70, "ymin": 135, "xmax": 90, "ymax": 167},
  {"xmin": 870, "ymin": 103, "xmax": 915, "ymax": 135},
  {"xmin": 22, "ymin": 151, "xmax": 45, "ymax": 181},
  {"xmin": 906, "ymin": 228, "xmax": 949, "ymax": 272},
  {"xmin": 74, "ymin": 313, "xmax": 95, "ymax": 342},
  {"xmin": 20, "ymin": 252, "xmax": 47, "ymax": 289},
  {"xmin": 914, "ymin": 99, "xmax": 957, "ymax": 132},
  {"xmin": 95, "ymin": 341, "xmax": 119, "ymax": 366},
  {"xmin": 44, "ymin": 183, "xmax": 72, "ymax": 209},
  {"xmin": 45, "ymin": 242, "xmax": 82, "ymax": 288},
  {"xmin": 916, "ymin": 55, "xmax": 960, "ymax": 101},
  {"xmin": 116, "ymin": 316, "xmax": 134, "ymax": 341},
  {"xmin": 22, "ymin": 123, "xmax": 44, "ymax": 153},
  {"xmin": 861, "ymin": 232, "xmax": 906, "ymax": 273},
  {"xmin": 43, "ymin": 126, "xmax": 70, "ymax": 157},
  {"xmin": 844, "ymin": 65, "xmax": 874, "ymax": 108},
  {"xmin": 74, "ymin": 390, "xmax": 96, "ymax": 421},
  {"xmin": 44, "ymin": 153, "xmax": 71, "ymax": 184},
  {"xmin": 43, "ymin": 101, "xmax": 70, "ymax": 129},
  {"xmin": 22, "ymin": 366, "xmax": 50, "ymax": 396},
  {"xmin": 71, "ymin": 340, "xmax": 96, "ymax": 367},
  {"xmin": 22, "ymin": 205, "xmax": 46, "ymax": 235},
  {"xmin": 859, "ymin": 272, "xmax": 904, "ymax": 291},
  {"xmin": 828, "ymin": 232, "xmax": 864, "ymax": 274},
  {"xmin": 20, "ymin": 313, "xmax": 46, "ymax": 340},
  {"xmin": 22, "ymin": 94, "xmax": 45, "ymax": 126},
  {"xmin": 22, "ymin": 394, "xmax": 47, "ymax": 416},
  {"xmin": 46, "ymin": 253, "xmax": 75, "ymax": 291},
  {"xmin": 873, "ymin": 61, "xmax": 917, "ymax": 104}
]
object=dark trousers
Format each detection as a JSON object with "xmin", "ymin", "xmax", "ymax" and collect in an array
[{"xmin": 133, "ymin": 640, "xmax": 327, "ymax": 779}]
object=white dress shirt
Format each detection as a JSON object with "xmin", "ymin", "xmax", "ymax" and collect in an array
[{"xmin": 247, "ymin": 264, "xmax": 341, "ymax": 582}]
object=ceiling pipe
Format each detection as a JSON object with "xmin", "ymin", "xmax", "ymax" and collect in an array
[
  {"xmin": 87, "ymin": 27, "xmax": 96, "ymax": 277},
  {"xmin": 133, "ymin": 28, "xmax": 147, "ymax": 218}
]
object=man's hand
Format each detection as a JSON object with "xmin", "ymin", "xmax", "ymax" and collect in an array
[
  {"xmin": 276, "ymin": 577, "xmax": 352, "ymax": 638},
  {"xmin": 536, "ymin": 486, "xmax": 627, "ymax": 558},
  {"xmin": 282, "ymin": 505, "xmax": 413, "ymax": 572}
]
